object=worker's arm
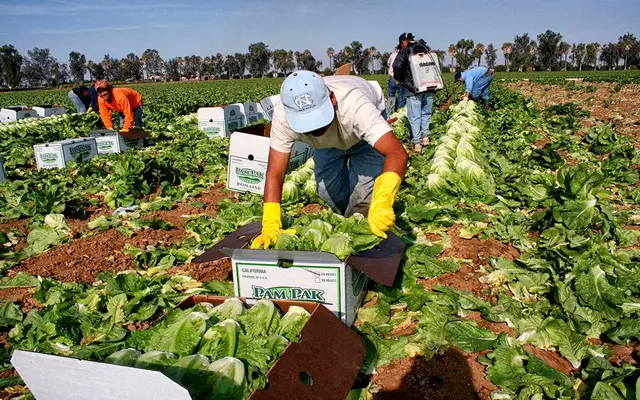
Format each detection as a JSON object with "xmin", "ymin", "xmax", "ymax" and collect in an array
[
  {"xmin": 250, "ymin": 147, "xmax": 295, "ymax": 249},
  {"xmin": 118, "ymin": 95, "xmax": 135, "ymax": 130},
  {"xmin": 264, "ymin": 147, "xmax": 290, "ymax": 203},
  {"xmin": 369, "ymin": 131, "xmax": 409, "ymax": 238},
  {"xmin": 463, "ymin": 74, "xmax": 474, "ymax": 99},
  {"xmin": 374, "ymin": 131, "xmax": 409, "ymax": 179},
  {"xmin": 98, "ymin": 98, "xmax": 113, "ymax": 130}
]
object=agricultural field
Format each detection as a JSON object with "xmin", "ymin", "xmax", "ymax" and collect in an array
[{"xmin": 0, "ymin": 72, "xmax": 639, "ymax": 400}]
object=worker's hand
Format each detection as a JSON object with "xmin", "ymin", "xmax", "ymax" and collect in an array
[
  {"xmin": 86, "ymin": 107, "xmax": 93, "ymax": 113},
  {"xmin": 120, "ymin": 129, "xmax": 130, "ymax": 133},
  {"xmin": 250, "ymin": 203, "xmax": 296, "ymax": 249},
  {"xmin": 368, "ymin": 172, "xmax": 401, "ymax": 239},
  {"xmin": 461, "ymin": 93, "xmax": 470, "ymax": 101}
]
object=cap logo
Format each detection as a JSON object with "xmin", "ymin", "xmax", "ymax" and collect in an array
[{"xmin": 294, "ymin": 93, "xmax": 314, "ymax": 110}]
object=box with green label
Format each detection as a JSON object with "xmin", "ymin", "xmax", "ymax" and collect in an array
[
  {"xmin": 227, "ymin": 126, "xmax": 311, "ymax": 195},
  {"xmin": 34, "ymin": 138, "xmax": 98, "ymax": 170},
  {"xmin": 192, "ymin": 222, "xmax": 404, "ymax": 326},
  {"xmin": 90, "ymin": 130, "xmax": 144, "ymax": 154}
]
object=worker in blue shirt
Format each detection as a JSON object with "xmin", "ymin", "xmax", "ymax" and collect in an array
[
  {"xmin": 68, "ymin": 85, "xmax": 99, "ymax": 113},
  {"xmin": 454, "ymin": 67, "xmax": 493, "ymax": 109}
]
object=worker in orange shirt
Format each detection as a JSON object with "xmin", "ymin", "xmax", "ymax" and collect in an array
[{"xmin": 94, "ymin": 80, "xmax": 144, "ymax": 132}]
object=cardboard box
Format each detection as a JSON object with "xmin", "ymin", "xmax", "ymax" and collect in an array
[
  {"xmin": 193, "ymin": 222, "xmax": 404, "ymax": 326},
  {"xmin": 0, "ymin": 106, "xmax": 38, "ymax": 123},
  {"xmin": 227, "ymin": 125, "xmax": 311, "ymax": 195},
  {"xmin": 197, "ymin": 104, "xmax": 246, "ymax": 139},
  {"xmin": 90, "ymin": 130, "xmax": 145, "ymax": 154},
  {"xmin": 0, "ymin": 158, "xmax": 5, "ymax": 183},
  {"xmin": 34, "ymin": 138, "xmax": 98, "ymax": 170},
  {"xmin": 242, "ymin": 101, "xmax": 266, "ymax": 124},
  {"xmin": 259, "ymin": 95, "xmax": 281, "ymax": 120},
  {"xmin": 33, "ymin": 105, "xmax": 65, "ymax": 118},
  {"xmin": 11, "ymin": 296, "xmax": 366, "ymax": 400}
]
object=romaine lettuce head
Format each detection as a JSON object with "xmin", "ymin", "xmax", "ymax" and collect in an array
[
  {"xmin": 105, "ymin": 348, "xmax": 141, "ymax": 367},
  {"xmin": 209, "ymin": 357, "xmax": 246, "ymax": 400},
  {"xmin": 134, "ymin": 351, "xmax": 177, "ymax": 371}
]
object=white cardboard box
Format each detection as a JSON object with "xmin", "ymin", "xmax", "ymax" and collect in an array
[
  {"xmin": 227, "ymin": 130, "xmax": 310, "ymax": 195},
  {"xmin": 34, "ymin": 138, "xmax": 98, "ymax": 170},
  {"xmin": 33, "ymin": 105, "xmax": 65, "ymax": 118},
  {"xmin": 242, "ymin": 101, "xmax": 266, "ymax": 124},
  {"xmin": 197, "ymin": 104, "xmax": 246, "ymax": 139},
  {"xmin": 89, "ymin": 130, "xmax": 144, "ymax": 154},
  {"xmin": 260, "ymin": 95, "xmax": 281, "ymax": 120},
  {"xmin": 0, "ymin": 106, "xmax": 38, "ymax": 123},
  {"xmin": 193, "ymin": 223, "xmax": 404, "ymax": 326},
  {"xmin": 0, "ymin": 158, "xmax": 5, "ymax": 183}
]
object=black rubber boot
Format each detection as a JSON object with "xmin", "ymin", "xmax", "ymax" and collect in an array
[{"xmin": 482, "ymin": 99, "xmax": 490, "ymax": 110}]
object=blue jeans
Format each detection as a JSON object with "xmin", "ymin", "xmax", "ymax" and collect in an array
[
  {"xmin": 387, "ymin": 77, "xmax": 406, "ymax": 111},
  {"xmin": 68, "ymin": 91, "xmax": 86, "ymax": 113},
  {"xmin": 117, "ymin": 106, "xmax": 144, "ymax": 129},
  {"xmin": 406, "ymin": 92, "xmax": 433, "ymax": 144},
  {"xmin": 470, "ymin": 74, "xmax": 493, "ymax": 101},
  {"xmin": 313, "ymin": 140, "xmax": 384, "ymax": 216}
]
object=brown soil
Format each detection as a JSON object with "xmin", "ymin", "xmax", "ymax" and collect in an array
[
  {"xmin": 168, "ymin": 258, "xmax": 232, "ymax": 282},
  {"xmin": 523, "ymin": 345, "xmax": 574, "ymax": 376},
  {"xmin": 370, "ymin": 348, "xmax": 497, "ymax": 400},
  {"xmin": 607, "ymin": 344, "xmax": 638, "ymax": 366},
  {"xmin": 440, "ymin": 225, "xmax": 520, "ymax": 267},
  {"xmin": 506, "ymin": 81, "xmax": 640, "ymax": 149},
  {"xmin": 302, "ymin": 203, "xmax": 327, "ymax": 214},
  {"xmin": 0, "ymin": 287, "xmax": 41, "ymax": 314},
  {"xmin": 11, "ymin": 184, "xmax": 236, "ymax": 284},
  {"xmin": 465, "ymin": 311, "xmax": 517, "ymax": 337},
  {"xmin": 418, "ymin": 225, "xmax": 520, "ymax": 303}
]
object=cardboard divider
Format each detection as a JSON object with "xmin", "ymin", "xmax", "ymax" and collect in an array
[
  {"xmin": 177, "ymin": 295, "xmax": 366, "ymax": 400},
  {"xmin": 192, "ymin": 221, "xmax": 404, "ymax": 287}
]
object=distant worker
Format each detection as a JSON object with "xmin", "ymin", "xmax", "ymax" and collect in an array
[
  {"xmin": 393, "ymin": 32, "xmax": 433, "ymax": 152},
  {"xmin": 68, "ymin": 85, "xmax": 99, "ymax": 114},
  {"xmin": 250, "ymin": 71, "xmax": 409, "ymax": 249},
  {"xmin": 455, "ymin": 66, "xmax": 494, "ymax": 109},
  {"xmin": 387, "ymin": 37, "xmax": 406, "ymax": 112},
  {"xmin": 94, "ymin": 80, "xmax": 143, "ymax": 131}
]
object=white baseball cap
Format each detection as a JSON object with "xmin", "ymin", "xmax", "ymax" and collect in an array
[{"xmin": 280, "ymin": 70, "xmax": 334, "ymax": 133}]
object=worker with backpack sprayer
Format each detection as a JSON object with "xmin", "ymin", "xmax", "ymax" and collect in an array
[{"xmin": 392, "ymin": 33, "xmax": 444, "ymax": 153}]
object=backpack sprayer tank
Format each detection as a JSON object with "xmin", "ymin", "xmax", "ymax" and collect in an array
[{"xmin": 409, "ymin": 51, "xmax": 444, "ymax": 93}]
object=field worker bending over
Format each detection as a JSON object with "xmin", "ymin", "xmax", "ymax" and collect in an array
[
  {"xmin": 251, "ymin": 71, "xmax": 409, "ymax": 249},
  {"xmin": 94, "ymin": 80, "xmax": 144, "ymax": 132},
  {"xmin": 455, "ymin": 67, "xmax": 494, "ymax": 109},
  {"xmin": 68, "ymin": 85, "xmax": 99, "ymax": 114}
]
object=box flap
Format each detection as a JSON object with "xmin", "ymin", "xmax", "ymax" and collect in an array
[
  {"xmin": 11, "ymin": 350, "xmax": 191, "ymax": 400},
  {"xmin": 193, "ymin": 221, "xmax": 404, "ymax": 285},
  {"xmin": 178, "ymin": 296, "xmax": 365, "ymax": 400},
  {"xmin": 229, "ymin": 132, "xmax": 270, "ymax": 160},
  {"xmin": 197, "ymin": 107, "xmax": 225, "ymax": 121},
  {"xmin": 346, "ymin": 231, "xmax": 404, "ymax": 286},
  {"xmin": 250, "ymin": 303, "xmax": 365, "ymax": 400},
  {"xmin": 120, "ymin": 130, "xmax": 150, "ymax": 140}
]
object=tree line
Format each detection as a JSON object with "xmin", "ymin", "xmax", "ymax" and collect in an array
[{"xmin": 0, "ymin": 31, "xmax": 638, "ymax": 89}]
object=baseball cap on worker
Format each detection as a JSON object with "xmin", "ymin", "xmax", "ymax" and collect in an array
[{"xmin": 280, "ymin": 70, "xmax": 334, "ymax": 134}]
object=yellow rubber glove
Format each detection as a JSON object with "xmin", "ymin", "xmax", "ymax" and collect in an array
[
  {"xmin": 250, "ymin": 202, "xmax": 296, "ymax": 249},
  {"xmin": 86, "ymin": 107, "xmax": 93, "ymax": 113},
  {"xmin": 368, "ymin": 172, "xmax": 401, "ymax": 239},
  {"xmin": 120, "ymin": 129, "xmax": 129, "ymax": 133}
]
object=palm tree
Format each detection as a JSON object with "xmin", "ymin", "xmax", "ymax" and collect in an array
[
  {"xmin": 502, "ymin": 43, "xmax": 512, "ymax": 72},
  {"xmin": 474, "ymin": 43, "xmax": 485, "ymax": 66},
  {"xmin": 559, "ymin": 42, "xmax": 571, "ymax": 71},
  {"xmin": 368, "ymin": 46, "xmax": 377, "ymax": 74},
  {"xmin": 448, "ymin": 44, "xmax": 456, "ymax": 70},
  {"xmin": 326, "ymin": 47, "xmax": 335, "ymax": 71},
  {"xmin": 530, "ymin": 42, "xmax": 537, "ymax": 72},
  {"xmin": 87, "ymin": 60, "xmax": 95, "ymax": 81}
]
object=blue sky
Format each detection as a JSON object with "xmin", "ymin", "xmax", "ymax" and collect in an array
[{"xmin": 0, "ymin": 0, "xmax": 638, "ymax": 68}]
